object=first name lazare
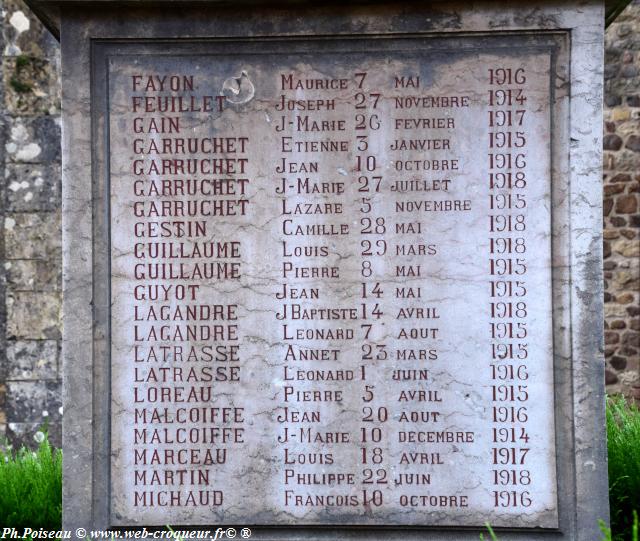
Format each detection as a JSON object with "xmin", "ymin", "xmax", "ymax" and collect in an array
[{"xmin": 282, "ymin": 200, "xmax": 343, "ymax": 215}]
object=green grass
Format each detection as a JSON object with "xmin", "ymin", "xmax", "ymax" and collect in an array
[
  {"xmin": 0, "ymin": 434, "xmax": 62, "ymax": 528},
  {"xmin": 607, "ymin": 396, "xmax": 640, "ymax": 541},
  {"xmin": 600, "ymin": 512, "xmax": 639, "ymax": 541},
  {"xmin": 480, "ymin": 523, "xmax": 499, "ymax": 540}
]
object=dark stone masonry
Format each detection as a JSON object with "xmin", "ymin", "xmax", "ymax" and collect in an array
[
  {"xmin": 0, "ymin": 0, "xmax": 637, "ymax": 450},
  {"xmin": 603, "ymin": 0, "xmax": 640, "ymax": 400}
]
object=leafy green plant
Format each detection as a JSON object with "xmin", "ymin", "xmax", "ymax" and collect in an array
[
  {"xmin": 15, "ymin": 54, "xmax": 30, "ymax": 70},
  {"xmin": 479, "ymin": 522, "xmax": 499, "ymax": 540},
  {"xmin": 166, "ymin": 526, "xmax": 182, "ymax": 540},
  {"xmin": 602, "ymin": 522, "xmax": 614, "ymax": 541},
  {"xmin": 10, "ymin": 54, "xmax": 33, "ymax": 93},
  {"xmin": 607, "ymin": 396, "xmax": 640, "ymax": 541},
  {"xmin": 9, "ymin": 78, "xmax": 32, "ymax": 93},
  {"xmin": 600, "ymin": 511, "xmax": 639, "ymax": 541},
  {"xmin": 0, "ymin": 433, "xmax": 62, "ymax": 528}
]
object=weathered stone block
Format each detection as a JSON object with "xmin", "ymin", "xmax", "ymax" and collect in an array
[
  {"xmin": 606, "ymin": 46, "xmax": 621, "ymax": 62},
  {"xmin": 615, "ymin": 193, "xmax": 639, "ymax": 213},
  {"xmin": 612, "ymin": 119, "xmax": 638, "ymax": 137},
  {"xmin": 604, "ymin": 197, "xmax": 614, "ymax": 215},
  {"xmin": 606, "ymin": 302, "xmax": 629, "ymax": 318},
  {"xmin": 605, "ymin": 62, "xmax": 620, "ymax": 79},
  {"xmin": 622, "ymin": 330, "xmax": 640, "ymax": 346},
  {"xmin": 620, "ymin": 346, "xmax": 639, "ymax": 357},
  {"xmin": 611, "ymin": 215, "xmax": 628, "ymax": 226},
  {"xmin": 2, "ymin": 56, "xmax": 60, "ymax": 114},
  {"xmin": 612, "ymin": 107, "xmax": 631, "ymax": 121},
  {"xmin": 615, "ymin": 292, "xmax": 636, "ymax": 304},
  {"xmin": 6, "ymin": 420, "xmax": 62, "ymax": 450},
  {"xmin": 606, "ymin": 368, "xmax": 619, "ymax": 384},
  {"xmin": 611, "ymin": 355, "xmax": 628, "ymax": 369},
  {"xmin": 614, "ymin": 148, "xmax": 640, "ymax": 170},
  {"xmin": 2, "ymin": 0, "xmax": 59, "ymax": 59},
  {"xmin": 628, "ymin": 95, "xmax": 640, "ymax": 106},
  {"xmin": 606, "ymin": 94, "xmax": 623, "ymax": 107},
  {"xmin": 5, "ymin": 257, "xmax": 61, "ymax": 291},
  {"xmin": 610, "ymin": 173, "xmax": 632, "ymax": 182},
  {"xmin": 613, "ymin": 268, "xmax": 639, "ymax": 288},
  {"xmin": 619, "ymin": 370, "xmax": 640, "ymax": 386},
  {"xmin": 5, "ymin": 380, "xmax": 62, "ymax": 424},
  {"xmin": 618, "ymin": 23, "xmax": 632, "ymax": 37},
  {"xmin": 4, "ymin": 211, "xmax": 60, "ymax": 259},
  {"xmin": 613, "ymin": 237, "xmax": 640, "ymax": 256},
  {"xmin": 5, "ymin": 163, "xmax": 61, "ymax": 212},
  {"xmin": 605, "ymin": 330, "xmax": 620, "ymax": 344},
  {"xmin": 4, "ymin": 116, "xmax": 61, "ymax": 163},
  {"xmin": 604, "ymin": 133, "xmax": 623, "ymax": 150},
  {"xmin": 605, "ymin": 183, "xmax": 625, "ymax": 195},
  {"xmin": 4, "ymin": 340, "xmax": 58, "ymax": 379},
  {"xmin": 621, "ymin": 64, "xmax": 639, "ymax": 77},
  {"xmin": 6, "ymin": 291, "xmax": 61, "ymax": 339},
  {"xmin": 627, "ymin": 134, "xmax": 640, "ymax": 151}
]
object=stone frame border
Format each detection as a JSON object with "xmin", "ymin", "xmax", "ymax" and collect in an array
[{"xmin": 56, "ymin": 2, "xmax": 606, "ymax": 539}]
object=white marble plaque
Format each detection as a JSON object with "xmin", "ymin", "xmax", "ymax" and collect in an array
[{"xmin": 108, "ymin": 38, "xmax": 558, "ymax": 527}]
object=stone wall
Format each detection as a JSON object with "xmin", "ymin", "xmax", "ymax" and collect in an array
[
  {"xmin": 603, "ymin": 0, "xmax": 640, "ymax": 400},
  {"xmin": 0, "ymin": 0, "xmax": 638, "ymax": 450},
  {"xmin": 0, "ymin": 0, "xmax": 62, "ymax": 449}
]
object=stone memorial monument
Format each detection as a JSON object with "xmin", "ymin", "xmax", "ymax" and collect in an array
[{"xmin": 24, "ymin": 0, "xmax": 618, "ymax": 538}]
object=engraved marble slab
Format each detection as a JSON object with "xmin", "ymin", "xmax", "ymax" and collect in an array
[{"xmin": 108, "ymin": 37, "xmax": 558, "ymax": 527}]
